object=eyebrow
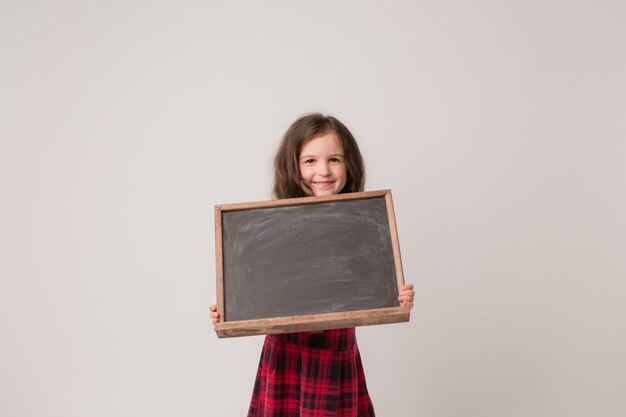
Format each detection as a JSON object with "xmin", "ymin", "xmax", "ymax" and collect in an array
[{"xmin": 299, "ymin": 153, "xmax": 344, "ymax": 161}]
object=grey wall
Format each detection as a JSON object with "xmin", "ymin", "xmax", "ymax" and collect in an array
[{"xmin": 1, "ymin": 1, "xmax": 625, "ymax": 416}]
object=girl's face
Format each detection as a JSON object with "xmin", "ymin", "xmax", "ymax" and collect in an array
[{"xmin": 299, "ymin": 131, "xmax": 347, "ymax": 196}]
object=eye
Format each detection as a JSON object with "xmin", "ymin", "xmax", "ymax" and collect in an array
[
  {"xmin": 329, "ymin": 157, "xmax": 343, "ymax": 163},
  {"xmin": 303, "ymin": 158, "xmax": 315, "ymax": 164}
]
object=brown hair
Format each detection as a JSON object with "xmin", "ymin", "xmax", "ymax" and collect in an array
[{"xmin": 273, "ymin": 113, "xmax": 365, "ymax": 199}]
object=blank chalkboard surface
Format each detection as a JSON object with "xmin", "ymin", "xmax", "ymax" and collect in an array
[{"xmin": 214, "ymin": 190, "xmax": 409, "ymax": 338}]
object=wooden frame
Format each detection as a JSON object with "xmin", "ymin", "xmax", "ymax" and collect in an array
[{"xmin": 214, "ymin": 190, "xmax": 409, "ymax": 338}]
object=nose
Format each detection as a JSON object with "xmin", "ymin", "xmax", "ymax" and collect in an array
[{"xmin": 317, "ymin": 161, "xmax": 331, "ymax": 176}]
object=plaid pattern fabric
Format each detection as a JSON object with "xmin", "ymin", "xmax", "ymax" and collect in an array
[{"xmin": 247, "ymin": 328, "xmax": 375, "ymax": 417}]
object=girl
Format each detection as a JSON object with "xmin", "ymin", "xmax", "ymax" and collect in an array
[{"xmin": 209, "ymin": 113, "xmax": 415, "ymax": 416}]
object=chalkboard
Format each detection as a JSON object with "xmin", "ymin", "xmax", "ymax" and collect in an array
[{"xmin": 214, "ymin": 190, "xmax": 409, "ymax": 338}]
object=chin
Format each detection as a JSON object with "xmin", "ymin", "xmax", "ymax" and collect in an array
[
  {"xmin": 314, "ymin": 191, "xmax": 334, "ymax": 197},
  {"xmin": 313, "ymin": 187, "xmax": 341, "ymax": 197}
]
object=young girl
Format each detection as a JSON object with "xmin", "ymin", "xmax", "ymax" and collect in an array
[{"xmin": 209, "ymin": 113, "xmax": 415, "ymax": 416}]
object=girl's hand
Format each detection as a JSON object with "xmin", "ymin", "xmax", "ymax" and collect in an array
[
  {"xmin": 209, "ymin": 304, "xmax": 220, "ymax": 329},
  {"xmin": 398, "ymin": 283, "xmax": 415, "ymax": 309}
]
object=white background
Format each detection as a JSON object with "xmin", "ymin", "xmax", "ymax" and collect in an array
[{"xmin": 1, "ymin": 1, "xmax": 625, "ymax": 416}]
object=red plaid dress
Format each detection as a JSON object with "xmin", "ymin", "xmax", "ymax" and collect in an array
[{"xmin": 247, "ymin": 328, "xmax": 375, "ymax": 417}]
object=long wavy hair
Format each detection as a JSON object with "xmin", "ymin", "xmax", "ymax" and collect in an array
[{"xmin": 273, "ymin": 113, "xmax": 365, "ymax": 199}]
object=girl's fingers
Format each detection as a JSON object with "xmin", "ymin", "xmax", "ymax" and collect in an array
[
  {"xmin": 399, "ymin": 284, "xmax": 415, "ymax": 309},
  {"xmin": 397, "ymin": 281, "xmax": 414, "ymax": 309},
  {"xmin": 209, "ymin": 305, "xmax": 220, "ymax": 323},
  {"xmin": 400, "ymin": 283, "xmax": 415, "ymax": 300},
  {"xmin": 398, "ymin": 285, "xmax": 415, "ymax": 305}
]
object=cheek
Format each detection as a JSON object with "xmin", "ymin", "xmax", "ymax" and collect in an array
[
  {"xmin": 341, "ymin": 166, "xmax": 348, "ymax": 189},
  {"xmin": 336, "ymin": 166, "xmax": 347, "ymax": 180},
  {"xmin": 299, "ymin": 165, "xmax": 312, "ymax": 180}
]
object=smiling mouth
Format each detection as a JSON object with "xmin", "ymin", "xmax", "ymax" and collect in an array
[{"xmin": 312, "ymin": 181, "xmax": 334, "ymax": 186}]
